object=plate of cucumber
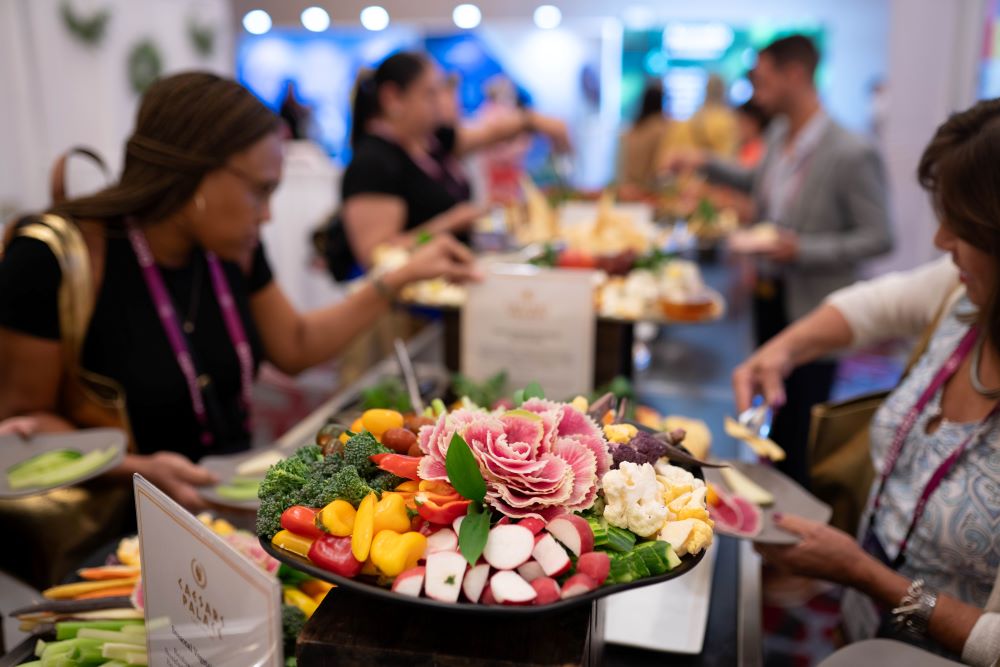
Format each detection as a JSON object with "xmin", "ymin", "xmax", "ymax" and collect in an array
[{"xmin": 0, "ymin": 428, "xmax": 127, "ymax": 499}]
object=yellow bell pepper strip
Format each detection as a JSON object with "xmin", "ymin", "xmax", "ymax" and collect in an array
[
  {"xmin": 299, "ymin": 579, "xmax": 334, "ymax": 600},
  {"xmin": 318, "ymin": 499, "xmax": 357, "ymax": 537},
  {"xmin": 283, "ymin": 586, "xmax": 319, "ymax": 618},
  {"xmin": 351, "ymin": 493, "xmax": 377, "ymax": 562},
  {"xmin": 395, "ymin": 480, "xmax": 420, "ymax": 493},
  {"xmin": 271, "ymin": 530, "xmax": 315, "ymax": 559},
  {"xmin": 418, "ymin": 480, "xmax": 459, "ymax": 496},
  {"xmin": 372, "ymin": 493, "xmax": 412, "ymax": 534},
  {"xmin": 369, "ymin": 530, "xmax": 428, "ymax": 577}
]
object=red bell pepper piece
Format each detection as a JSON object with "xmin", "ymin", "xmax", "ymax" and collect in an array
[
  {"xmin": 370, "ymin": 453, "xmax": 422, "ymax": 480},
  {"xmin": 308, "ymin": 534, "xmax": 364, "ymax": 578},
  {"xmin": 416, "ymin": 496, "xmax": 472, "ymax": 525},
  {"xmin": 280, "ymin": 505, "xmax": 324, "ymax": 540}
]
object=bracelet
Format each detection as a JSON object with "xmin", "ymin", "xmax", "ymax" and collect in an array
[
  {"xmin": 891, "ymin": 577, "xmax": 938, "ymax": 637},
  {"xmin": 371, "ymin": 275, "xmax": 396, "ymax": 302}
]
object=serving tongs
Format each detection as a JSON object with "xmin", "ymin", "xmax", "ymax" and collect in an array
[
  {"xmin": 393, "ymin": 338, "xmax": 425, "ymax": 415},
  {"xmin": 587, "ymin": 391, "xmax": 727, "ymax": 469}
]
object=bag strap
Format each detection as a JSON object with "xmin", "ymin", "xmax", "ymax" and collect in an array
[
  {"xmin": 900, "ymin": 285, "xmax": 964, "ymax": 378},
  {"xmin": 14, "ymin": 215, "xmax": 95, "ymax": 365}
]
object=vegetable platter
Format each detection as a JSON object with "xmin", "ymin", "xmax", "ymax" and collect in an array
[
  {"xmin": 0, "ymin": 428, "xmax": 126, "ymax": 500},
  {"xmin": 257, "ymin": 387, "xmax": 714, "ymax": 614}
]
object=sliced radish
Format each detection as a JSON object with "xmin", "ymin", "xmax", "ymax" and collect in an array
[
  {"xmin": 575, "ymin": 552, "xmax": 610, "ymax": 585},
  {"xmin": 424, "ymin": 551, "xmax": 467, "ymax": 603},
  {"xmin": 545, "ymin": 515, "xmax": 594, "ymax": 556},
  {"xmin": 391, "ymin": 566, "xmax": 425, "ymax": 598},
  {"xmin": 561, "ymin": 573, "xmax": 598, "ymax": 599},
  {"xmin": 490, "ymin": 570, "xmax": 537, "ymax": 605},
  {"xmin": 518, "ymin": 517, "xmax": 546, "ymax": 535},
  {"xmin": 531, "ymin": 533, "xmax": 571, "ymax": 577},
  {"xmin": 462, "ymin": 563, "xmax": 491, "ymax": 603},
  {"xmin": 531, "ymin": 577, "xmax": 561, "ymax": 605},
  {"xmin": 516, "ymin": 560, "xmax": 546, "ymax": 583},
  {"xmin": 481, "ymin": 584, "xmax": 497, "ymax": 605},
  {"xmin": 425, "ymin": 528, "xmax": 458, "ymax": 555},
  {"xmin": 483, "ymin": 524, "xmax": 535, "ymax": 570},
  {"xmin": 452, "ymin": 516, "xmax": 464, "ymax": 535}
]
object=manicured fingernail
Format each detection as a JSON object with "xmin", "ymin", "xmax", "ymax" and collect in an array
[{"xmin": 773, "ymin": 512, "xmax": 783, "ymax": 521}]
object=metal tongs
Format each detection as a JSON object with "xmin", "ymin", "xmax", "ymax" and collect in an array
[
  {"xmin": 586, "ymin": 392, "xmax": 726, "ymax": 469},
  {"xmin": 393, "ymin": 338, "xmax": 425, "ymax": 415},
  {"xmin": 736, "ymin": 398, "xmax": 773, "ymax": 440}
]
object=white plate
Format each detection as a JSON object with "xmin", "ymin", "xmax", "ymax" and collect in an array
[
  {"xmin": 603, "ymin": 543, "xmax": 717, "ymax": 654},
  {"xmin": 0, "ymin": 428, "xmax": 127, "ymax": 499},
  {"xmin": 198, "ymin": 450, "xmax": 271, "ymax": 511},
  {"xmin": 704, "ymin": 461, "xmax": 832, "ymax": 544}
]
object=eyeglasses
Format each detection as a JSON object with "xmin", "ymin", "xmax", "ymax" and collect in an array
[{"xmin": 224, "ymin": 164, "xmax": 279, "ymax": 209}]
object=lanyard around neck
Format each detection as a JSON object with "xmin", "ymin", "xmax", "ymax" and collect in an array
[{"xmin": 126, "ymin": 222, "xmax": 254, "ymax": 445}]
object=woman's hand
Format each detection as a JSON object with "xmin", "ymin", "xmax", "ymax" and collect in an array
[
  {"xmin": 755, "ymin": 514, "xmax": 874, "ymax": 588},
  {"xmin": 0, "ymin": 416, "xmax": 41, "ymax": 439},
  {"xmin": 528, "ymin": 112, "xmax": 572, "ymax": 153},
  {"xmin": 135, "ymin": 451, "xmax": 218, "ymax": 512},
  {"xmin": 731, "ymin": 342, "xmax": 794, "ymax": 412},
  {"xmin": 389, "ymin": 234, "xmax": 482, "ymax": 286},
  {"xmin": 437, "ymin": 202, "xmax": 489, "ymax": 235}
]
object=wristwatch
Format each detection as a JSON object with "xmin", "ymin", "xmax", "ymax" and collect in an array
[{"xmin": 891, "ymin": 577, "xmax": 938, "ymax": 637}]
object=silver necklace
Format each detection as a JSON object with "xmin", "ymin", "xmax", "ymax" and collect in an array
[{"xmin": 969, "ymin": 333, "xmax": 1000, "ymax": 400}]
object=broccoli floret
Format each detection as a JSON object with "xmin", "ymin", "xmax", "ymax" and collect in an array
[
  {"xmin": 328, "ymin": 465, "xmax": 377, "ymax": 506},
  {"xmin": 282, "ymin": 604, "xmax": 307, "ymax": 645},
  {"xmin": 343, "ymin": 432, "xmax": 391, "ymax": 477},
  {"xmin": 368, "ymin": 471, "xmax": 404, "ymax": 493},
  {"xmin": 292, "ymin": 444, "xmax": 324, "ymax": 465},
  {"xmin": 259, "ymin": 452, "xmax": 312, "ymax": 499},
  {"xmin": 257, "ymin": 491, "xmax": 294, "ymax": 539}
]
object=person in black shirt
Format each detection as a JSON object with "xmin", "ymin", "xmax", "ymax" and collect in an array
[
  {"xmin": 0, "ymin": 72, "xmax": 478, "ymax": 510},
  {"xmin": 329, "ymin": 52, "xmax": 570, "ymax": 276}
]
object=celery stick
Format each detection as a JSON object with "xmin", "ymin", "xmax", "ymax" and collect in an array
[
  {"xmin": 10, "ymin": 445, "xmax": 118, "ymax": 490},
  {"xmin": 76, "ymin": 629, "xmax": 145, "ymax": 646},
  {"xmin": 19, "ymin": 661, "xmax": 42, "ymax": 667},
  {"xmin": 126, "ymin": 652, "xmax": 149, "ymax": 665},
  {"xmin": 56, "ymin": 620, "xmax": 143, "ymax": 640},
  {"xmin": 102, "ymin": 643, "xmax": 140, "ymax": 661},
  {"xmin": 101, "ymin": 662, "xmax": 128, "ymax": 667},
  {"xmin": 39, "ymin": 638, "xmax": 77, "ymax": 657},
  {"xmin": 119, "ymin": 624, "xmax": 147, "ymax": 636}
]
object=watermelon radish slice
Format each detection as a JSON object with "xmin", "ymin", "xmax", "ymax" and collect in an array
[{"xmin": 707, "ymin": 484, "xmax": 761, "ymax": 537}]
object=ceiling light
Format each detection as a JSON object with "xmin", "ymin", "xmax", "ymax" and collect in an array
[
  {"xmin": 242, "ymin": 9, "xmax": 272, "ymax": 35},
  {"xmin": 533, "ymin": 5, "xmax": 561, "ymax": 30},
  {"xmin": 360, "ymin": 6, "xmax": 390, "ymax": 31},
  {"xmin": 301, "ymin": 7, "xmax": 330, "ymax": 32},
  {"xmin": 453, "ymin": 4, "xmax": 482, "ymax": 30}
]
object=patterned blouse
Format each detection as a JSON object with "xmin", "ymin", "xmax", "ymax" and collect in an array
[{"xmin": 864, "ymin": 297, "xmax": 1000, "ymax": 607}]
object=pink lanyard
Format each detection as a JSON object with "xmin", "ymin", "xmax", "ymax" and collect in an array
[
  {"xmin": 869, "ymin": 325, "xmax": 1000, "ymax": 558},
  {"xmin": 126, "ymin": 222, "xmax": 254, "ymax": 446}
]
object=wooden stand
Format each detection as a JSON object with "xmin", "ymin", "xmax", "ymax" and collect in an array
[{"xmin": 298, "ymin": 586, "xmax": 604, "ymax": 666}]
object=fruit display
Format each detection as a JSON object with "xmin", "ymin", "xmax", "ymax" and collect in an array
[{"xmin": 257, "ymin": 391, "xmax": 713, "ymax": 609}]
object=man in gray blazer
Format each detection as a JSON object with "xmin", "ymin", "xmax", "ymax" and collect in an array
[{"xmin": 668, "ymin": 35, "xmax": 893, "ymax": 485}]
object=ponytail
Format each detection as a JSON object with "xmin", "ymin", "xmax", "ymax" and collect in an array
[{"xmin": 349, "ymin": 51, "xmax": 430, "ymax": 149}]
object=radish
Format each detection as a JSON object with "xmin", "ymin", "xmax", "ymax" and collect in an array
[
  {"xmin": 481, "ymin": 584, "xmax": 498, "ymax": 605},
  {"xmin": 516, "ymin": 560, "xmax": 545, "ymax": 583},
  {"xmin": 531, "ymin": 577, "xmax": 561, "ymax": 605},
  {"xmin": 483, "ymin": 524, "xmax": 535, "ymax": 570},
  {"xmin": 531, "ymin": 534, "xmax": 571, "ymax": 577},
  {"xmin": 518, "ymin": 517, "xmax": 546, "ymax": 535},
  {"xmin": 490, "ymin": 571, "xmax": 537, "ymax": 605},
  {"xmin": 425, "ymin": 528, "xmax": 458, "ymax": 555},
  {"xmin": 576, "ymin": 552, "xmax": 610, "ymax": 585},
  {"xmin": 452, "ymin": 516, "xmax": 464, "ymax": 535},
  {"xmin": 545, "ymin": 515, "xmax": 594, "ymax": 556},
  {"xmin": 561, "ymin": 573, "xmax": 598, "ymax": 599},
  {"xmin": 424, "ymin": 551, "xmax": 467, "ymax": 603},
  {"xmin": 462, "ymin": 563, "xmax": 491, "ymax": 603},
  {"xmin": 391, "ymin": 566, "xmax": 425, "ymax": 598}
]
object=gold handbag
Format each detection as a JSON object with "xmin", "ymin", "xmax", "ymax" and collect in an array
[
  {"xmin": 808, "ymin": 292, "xmax": 955, "ymax": 535},
  {"xmin": 0, "ymin": 214, "xmax": 134, "ymax": 589}
]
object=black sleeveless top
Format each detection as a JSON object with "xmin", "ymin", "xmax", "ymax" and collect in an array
[{"xmin": 0, "ymin": 228, "xmax": 272, "ymax": 461}]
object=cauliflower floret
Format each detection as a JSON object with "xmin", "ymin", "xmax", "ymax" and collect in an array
[
  {"xmin": 658, "ymin": 518, "xmax": 714, "ymax": 556},
  {"xmin": 602, "ymin": 461, "xmax": 669, "ymax": 537},
  {"xmin": 604, "ymin": 423, "xmax": 638, "ymax": 445},
  {"xmin": 654, "ymin": 460, "xmax": 696, "ymax": 486}
]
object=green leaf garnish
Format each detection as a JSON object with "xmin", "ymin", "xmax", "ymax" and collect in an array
[
  {"xmin": 445, "ymin": 433, "xmax": 486, "ymax": 503},
  {"xmin": 458, "ymin": 502, "xmax": 490, "ymax": 567},
  {"xmin": 523, "ymin": 382, "xmax": 545, "ymax": 401}
]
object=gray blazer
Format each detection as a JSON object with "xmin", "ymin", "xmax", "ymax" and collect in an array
[{"xmin": 705, "ymin": 117, "xmax": 894, "ymax": 321}]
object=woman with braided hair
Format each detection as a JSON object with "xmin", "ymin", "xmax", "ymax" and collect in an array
[{"xmin": 0, "ymin": 72, "xmax": 478, "ymax": 511}]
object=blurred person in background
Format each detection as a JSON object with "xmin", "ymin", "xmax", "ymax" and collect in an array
[
  {"xmin": 664, "ymin": 34, "xmax": 893, "ymax": 486},
  {"xmin": 0, "ymin": 72, "xmax": 478, "ymax": 510},
  {"xmin": 735, "ymin": 100, "xmax": 771, "ymax": 168},
  {"xmin": 278, "ymin": 79, "xmax": 313, "ymax": 142},
  {"xmin": 734, "ymin": 99, "xmax": 1000, "ymax": 665},
  {"xmin": 617, "ymin": 81, "xmax": 670, "ymax": 200},
  {"xmin": 687, "ymin": 74, "xmax": 739, "ymax": 157},
  {"xmin": 325, "ymin": 53, "xmax": 569, "ymax": 278}
]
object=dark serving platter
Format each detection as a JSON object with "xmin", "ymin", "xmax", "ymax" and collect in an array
[{"xmin": 261, "ymin": 441, "xmax": 708, "ymax": 616}]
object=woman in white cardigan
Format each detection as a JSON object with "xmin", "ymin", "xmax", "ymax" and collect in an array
[{"xmin": 732, "ymin": 100, "xmax": 1000, "ymax": 666}]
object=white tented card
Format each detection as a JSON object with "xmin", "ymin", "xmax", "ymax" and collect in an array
[
  {"xmin": 462, "ymin": 264, "xmax": 596, "ymax": 400},
  {"xmin": 134, "ymin": 474, "xmax": 282, "ymax": 667}
]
